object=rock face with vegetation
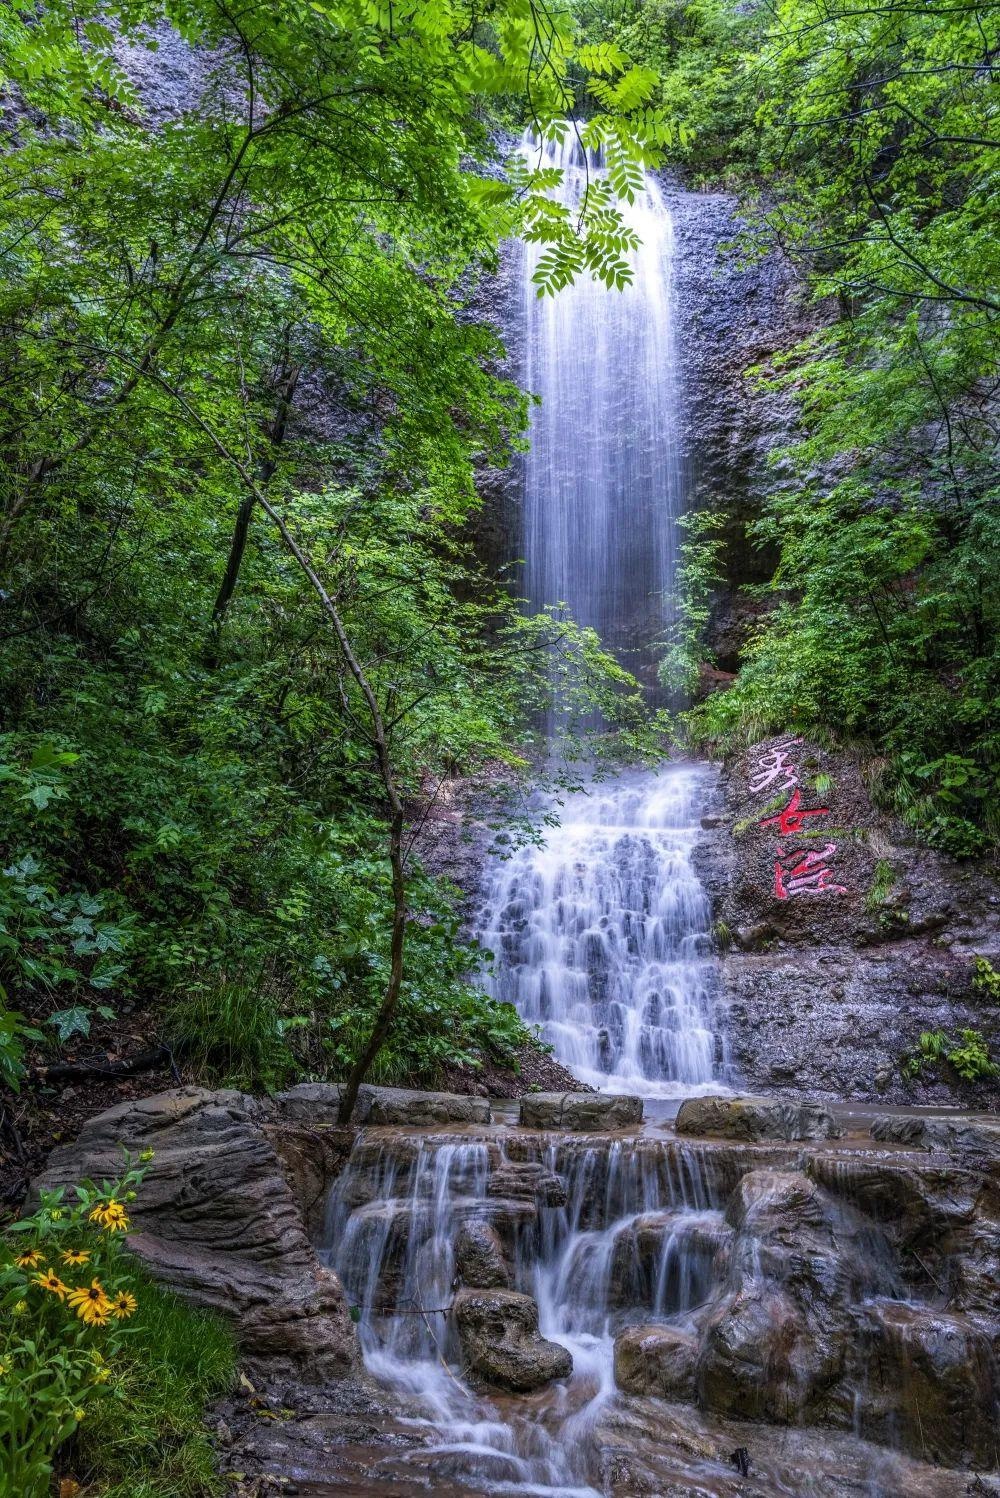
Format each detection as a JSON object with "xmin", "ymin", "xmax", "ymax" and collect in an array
[{"xmin": 696, "ymin": 734, "xmax": 1000, "ymax": 1103}]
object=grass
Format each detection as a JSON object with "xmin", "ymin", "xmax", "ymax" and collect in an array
[
  {"xmin": 75, "ymin": 1277, "xmax": 237, "ymax": 1498},
  {"xmin": 865, "ymin": 857, "xmax": 896, "ymax": 912},
  {"xmin": 167, "ymin": 971, "xmax": 297, "ymax": 1090}
]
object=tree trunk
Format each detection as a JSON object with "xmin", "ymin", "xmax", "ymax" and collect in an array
[{"xmin": 335, "ymin": 802, "xmax": 407, "ymax": 1124}]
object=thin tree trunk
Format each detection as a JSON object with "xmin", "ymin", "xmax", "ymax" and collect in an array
[
  {"xmin": 211, "ymin": 358, "xmax": 301, "ymax": 627},
  {"xmin": 336, "ymin": 801, "xmax": 407, "ymax": 1124}
]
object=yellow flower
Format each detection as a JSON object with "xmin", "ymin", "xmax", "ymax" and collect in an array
[
  {"xmin": 67, "ymin": 1279, "xmax": 113, "ymax": 1323},
  {"xmin": 12, "ymin": 1300, "xmax": 27, "ymax": 1315},
  {"xmin": 0, "ymin": 1358, "xmax": 10, "ymax": 1377},
  {"xmin": 89, "ymin": 1200, "xmax": 129, "ymax": 1232},
  {"xmin": 138, "ymin": 1148, "xmax": 154, "ymax": 1163},
  {"xmin": 74, "ymin": 1408, "xmax": 86, "ymax": 1422},
  {"xmin": 61, "ymin": 1249, "xmax": 90, "ymax": 1267},
  {"xmin": 49, "ymin": 1209, "xmax": 62, "ymax": 1221},
  {"xmin": 110, "ymin": 1289, "xmax": 137, "ymax": 1320},
  {"xmin": 91, "ymin": 1364, "xmax": 111, "ymax": 1384},
  {"xmin": 33, "ymin": 1268, "xmax": 69, "ymax": 1299},
  {"xmin": 16, "ymin": 1249, "xmax": 43, "ymax": 1269}
]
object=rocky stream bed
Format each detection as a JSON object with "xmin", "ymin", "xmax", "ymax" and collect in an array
[{"xmin": 34, "ymin": 1082, "xmax": 1000, "ymax": 1497}]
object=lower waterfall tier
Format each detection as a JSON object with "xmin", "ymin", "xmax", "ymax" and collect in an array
[
  {"xmin": 316, "ymin": 1118, "xmax": 999, "ymax": 1496},
  {"xmin": 477, "ymin": 765, "xmax": 721, "ymax": 1097}
]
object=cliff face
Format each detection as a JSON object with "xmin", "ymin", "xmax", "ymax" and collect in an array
[
  {"xmin": 695, "ymin": 735, "xmax": 1000, "ymax": 1104},
  {"xmin": 476, "ymin": 187, "xmax": 999, "ymax": 1108}
]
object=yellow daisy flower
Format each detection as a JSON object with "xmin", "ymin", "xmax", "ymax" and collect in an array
[
  {"xmin": 61, "ymin": 1248, "xmax": 90, "ymax": 1267},
  {"xmin": 110, "ymin": 1289, "xmax": 138, "ymax": 1319},
  {"xmin": 89, "ymin": 1199, "xmax": 129, "ymax": 1232},
  {"xmin": 33, "ymin": 1268, "xmax": 69, "ymax": 1299},
  {"xmin": 67, "ymin": 1279, "xmax": 113, "ymax": 1323},
  {"xmin": 16, "ymin": 1248, "xmax": 43, "ymax": 1269}
]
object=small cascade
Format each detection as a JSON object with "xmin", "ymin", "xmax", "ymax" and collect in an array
[
  {"xmin": 478, "ymin": 764, "xmax": 719, "ymax": 1094},
  {"xmin": 321, "ymin": 1132, "xmax": 728, "ymax": 1495}
]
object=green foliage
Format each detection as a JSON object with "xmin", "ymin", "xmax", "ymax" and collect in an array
[
  {"xmin": 865, "ymin": 859, "xmax": 896, "ymax": 912},
  {"xmin": 77, "ymin": 1283, "xmax": 235, "ymax": 1498},
  {"xmin": 903, "ymin": 1028, "xmax": 998, "ymax": 1082},
  {"xmin": 0, "ymin": 0, "xmax": 673, "ymax": 1096},
  {"xmin": 659, "ymin": 0, "xmax": 1000, "ymax": 856},
  {"xmin": 658, "ymin": 511, "xmax": 726, "ymax": 699},
  {"xmin": 972, "ymin": 957, "xmax": 1000, "ymax": 1005},
  {"xmin": 0, "ymin": 1161, "xmax": 147, "ymax": 1498}
]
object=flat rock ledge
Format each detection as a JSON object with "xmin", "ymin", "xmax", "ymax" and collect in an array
[
  {"xmin": 275, "ymin": 1081, "xmax": 491, "ymax": 1126},
  {"xmin": 674, "ymin": 1094, "xmax": 842, "ymax": 1143},
  {"xmin": 518, "ymin": 1092, "xmax": 644, "ymax": 1131}
]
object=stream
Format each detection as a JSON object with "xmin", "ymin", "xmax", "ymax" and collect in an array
[{"xmin": 312, "ymin": 136, "xmax": 997, "ymax": 1498}]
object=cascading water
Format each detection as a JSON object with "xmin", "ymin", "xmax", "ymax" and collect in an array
[
  {"xmin": 319, "ymin": 138, "xmax": 737, "ymax": 1496},
  {"xmin": 479, "ymin": 765, "xmax": 718, "ymax": 1095},
  {"xmin": 520, "ymin": 130, "xmax": 685, "ymax": 677}
]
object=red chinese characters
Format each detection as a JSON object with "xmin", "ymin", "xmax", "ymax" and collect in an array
[
  {"xmin": 774, "ymin": 844, "xmax": 848, "ymax": 901},
  {"xmin": 759, "ymin": 788, "xmax": 830, "ymax": 837},
  {"xmin": 748, "ymin": 738, "xmax": 803, "ymax": 795}
]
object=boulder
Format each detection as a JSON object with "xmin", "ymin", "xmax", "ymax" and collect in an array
[
  {"xmin": 675, "ymin": 1095, "xmax": 841, "ymax": 1143},
  {"xmin": 455, "ymin": 1220, "xmax": 511, "ymax": 1289},
  {"xmin": 613, "ymin": 1323, "xmax": 698, "ymax": 1399},
  {"xmin": 854, "ymin": 1300, "xmax": 998, "ymax": 1467},
  {"xmin": 519, "ymin": 1092, "xmax": 643, "ymax": 1131},
  {"xmin": 696, "ymin": 1283, "xmax": 840, "ymax": 1422},
  {"xmin": 363, "ymin": 1085, "xmax": 492, "ymax": 1127},
  {"xmin": 451, "ymin": 1288, "xmax": 572, "ymax": 1392},
  {"xmin": 870, "ymin": 1114, "xmax": 1000, "ymax": 1160},
  {"xmin": 32, "ymin": 1087, "xmax": 359, "ymax": 1380}
]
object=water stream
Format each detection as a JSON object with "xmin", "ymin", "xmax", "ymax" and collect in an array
[
  {"xmin": 323, "ymin": 138, "xmax": 729, "ymax": 1493},
  {"xmin": 313, "ymin": 130, "xmax": 996, "ymax": 1498},
  {"xmin": 478, "ymin": 765, "xmax": 719, "ymax": 1095}
]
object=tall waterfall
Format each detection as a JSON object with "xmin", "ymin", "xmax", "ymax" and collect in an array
[
  {"xmin": 478, "ymin": 134, "xmax": 718, "ymax": 1097},
  {"xmin": 521, "ymin": 131, "xmax": 685, "ymax": 678}
]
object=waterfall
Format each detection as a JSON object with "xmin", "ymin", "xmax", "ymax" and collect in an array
[
  {"xmin": 470, "ymin": 132, "xmax": 721, "ymax": 1098},
  {"xmin": 479, "ymin": 765, "xmax": 718, "ymax": 1094},
  {"xmin": 520, "ymin": 130, "xmax": 685, "ymax": 682}
]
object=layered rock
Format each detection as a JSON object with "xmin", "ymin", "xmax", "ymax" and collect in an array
[
  {"xmin": 696, "ymin": 735, "xmax": 1000, "ymax": 1106},
  {"xmin": 675, "ymin": 1094, "xmax": 840, "ymax": 1142},
  {"xmin": 519, "ymin": 1091, "xmax": 644, "ymax": 1131},
  {"xmin": 32, "ymin": 1088, "xmax": 359, "ymax": 1379}
]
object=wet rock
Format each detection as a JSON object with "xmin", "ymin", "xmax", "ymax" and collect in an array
[
  {"xmin": 33, "ymin": 1088, "xmax": 359, "ymax": 1380},
  {"xmin": 870, "ymin": 1114, "xmax": 1000, "ymax": 1160},
  {"xmin": 487, "ymin": 1159, "xmax": 567, "ymax": 1208},
  {"xmin": 696, "ymin": 1282, "xmax": 834, "ymax": 1422},
  {"xmin": 675, "ymin": 1094, "xmax": 841, "ymax": 1142},
  {"xmin": 274, "ymin": 1082, "xmax": 491, "ymax": 1126},
  {"xmin": 451, "ymin": 1288, "xmax": 572, "ymax": 1392},
  {"xmin": 608, "ymin": 1210, "xmax": 731, "ymax": 1313},
  {"xmin": 518, "ymin": 1091, "xmax": 643, "ymax": 1131},
  {"xmin": 725, "ymin": 1169, "xmax": 835, "ymax": 1244},
  {"xmin": 363, "ymin": 1086, "xmax": 492, "ymax": 1127},
  {"xmin": 614, "ymin": 1323, "xmax": 698, "ymax": 1399},
  {"xmin": 854, "ymin": 1299, "xmax": 999, "ymax": 1467},
  {"xmin": 262, "ymin": 1122, "xmax": 353, "ymax": 1238},
  {"xmin": 454, "ymin": 1220, "xmax": 511, "ymax": 1289}
]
